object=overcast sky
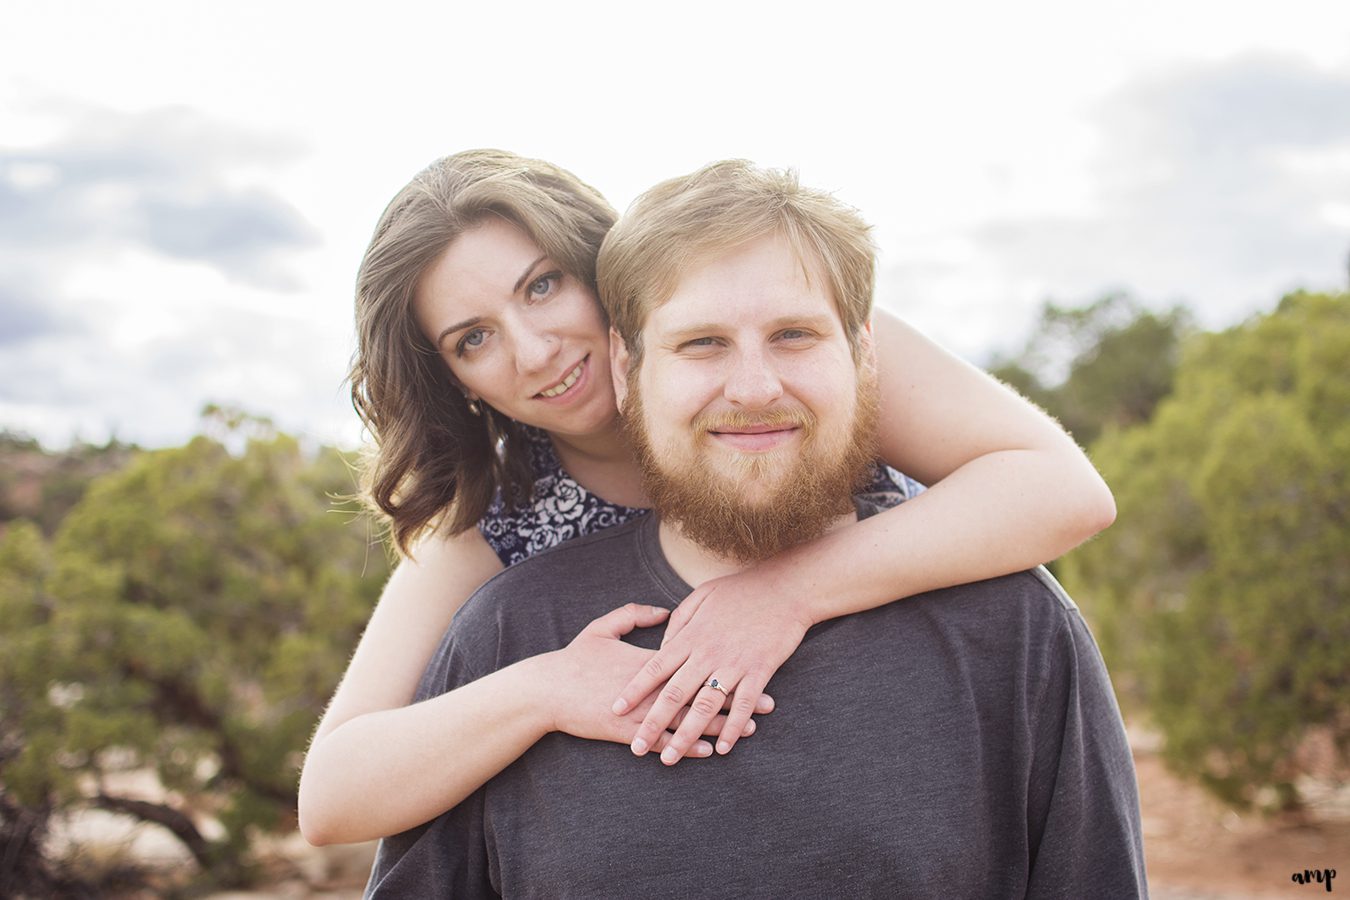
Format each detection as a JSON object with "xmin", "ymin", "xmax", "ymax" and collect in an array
[{"xmin": 3, "ymin": 1, "xmax": 1348, "ymax": 448}]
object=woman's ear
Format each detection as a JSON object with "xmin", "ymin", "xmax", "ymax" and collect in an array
[
  {"xmin": 446, "ymin": 373, "xmax": 481, "ymax": 414},
  {"xmin": 609, "ymin": 327, "xmax": 631, "ymax": 410}
]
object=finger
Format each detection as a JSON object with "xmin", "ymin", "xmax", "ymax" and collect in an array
[
  {"xmin": 670, "ymin": 707, "xmax": 756, "ymax": 738},
  {"xmin": 583, "ymin": 603, "xmax": 669, "ymax": 639},
  {"xmin": 652, "ymin": 732, "xmax": 713, "ymax": 759},
  {"xmin": 715, "ymin": 669, "xmax": 771, "ymax": 756},
  {"xmin": 658, "ymin": 676, "xmax": 738, "ymax": 766},
  {"xmin": 660, "ymin": 586, "xmax": 712, "ymax": 648},
  {"xmin": 611, "ymin": 643, "xmax": 691, "ymax": 716},
  {"xmin": 627, "ymin": 663, "xmax": 708, "ymax": 758},
  {"xmin": 712, "ymin": 690, "xmax": 773, "ymax": 715}
]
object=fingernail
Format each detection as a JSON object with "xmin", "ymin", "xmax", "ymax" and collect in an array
[
  {"xmin": 631, "ymin": 738, "xmax": 648, "ymax": 755},
  {"xmin": 695, "ymin": 742, "xmax": 713, "ymax": 756},
  {"xmin": 716, "ymin": 740, "xmax": 731, "ymax": 754},
  {"xmin": 744, "ymin": 719, "xmax": 756, "ymax": 735},
  {"xmin": 661, "ymin": 747, "xmax": 679, "ymax": 765},
  {"xmin": 612, "ymin": 699, "xmax": 628, "ymax": 714}
]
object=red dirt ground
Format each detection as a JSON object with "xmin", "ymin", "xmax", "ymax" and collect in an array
[{"xmin": 1135, "ymin": 748, "xmax": 1348, "ymax": 899}]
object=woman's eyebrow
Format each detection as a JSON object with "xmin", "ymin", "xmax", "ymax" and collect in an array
[
  {"xmin": 435, "ymin": 316, "xmax": 483, "ymax": 349},
  {"xmin": 513, "ymin": 255, "xmax": 549, "ymax": 294}
]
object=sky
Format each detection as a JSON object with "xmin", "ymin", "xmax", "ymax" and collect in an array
[{"xmin": 2, "ymin": 0, "xmax": 1348, "ymax": 449}]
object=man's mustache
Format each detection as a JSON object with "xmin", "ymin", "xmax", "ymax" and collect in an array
[{"xmin": 692, "ymin": 407, "xmax": 816, "ymax": 435}]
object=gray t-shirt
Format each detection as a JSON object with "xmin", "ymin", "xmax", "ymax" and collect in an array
[{"xmin": 366, "ymin": 510, "xmax": 1147, "ymax": 899}]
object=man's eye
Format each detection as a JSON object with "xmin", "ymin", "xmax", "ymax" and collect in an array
[
  {"xmin": 778, "ymin": 329, "xmax": 810, "ymax": 341},
  {"xmin": 682, "ymin": 337, "xmax": 719, "ymax": 349},
  {"xmin": 527, "ymin": 273, "xmax": 561, "ymax": 300},
  {"xmin": 456, "ymin": 328, "xmax": 489, "ymax": 356}
]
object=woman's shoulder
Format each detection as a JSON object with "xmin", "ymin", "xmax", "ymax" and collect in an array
[
  {"xmin": 478, "ymin": 426, "xmax": 648, "ymax": 568},
  {"xmin": 860, "ymin": 463, "xmax": 926, "ymax": 508}
]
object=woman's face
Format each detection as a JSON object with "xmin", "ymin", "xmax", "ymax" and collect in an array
[{"xmin": 413, "ymin": 217, "xmax": 618, "ymax": 438}]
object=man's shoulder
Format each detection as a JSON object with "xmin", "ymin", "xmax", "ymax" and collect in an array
[
  {"xmin": 997, "ymin": 565, "xmax": 1079, "ymax": 614},
  {"xmin": 416, "ymin": 514, "xmax": 661, "ymax": 702},
  {"xmin": 899, "ymin": 565, "xmax": 1084, "ymax": 649}
]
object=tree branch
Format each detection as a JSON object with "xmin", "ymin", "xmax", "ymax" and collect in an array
[{"xmin": 91, "ymin": 793, "xmax": 215, "ymax": 871}]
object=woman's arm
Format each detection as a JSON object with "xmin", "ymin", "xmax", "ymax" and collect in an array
[
  {"xmin": 299, "ymin": 530, "xmax": 753, "ymax": 845},
  {"xmin": 299, "ymin": 527, "xmax": 508, "ymax": 844},
  {"xmin": 614, "ymin": 308, "xmax": 1116, "ymax": 762}
]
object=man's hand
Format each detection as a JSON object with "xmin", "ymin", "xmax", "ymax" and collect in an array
[
  {"xmin": 546, "ymin": 604, "xmax": 769, "ymax": 759},
  {"xmin": 610, "ymin": 573, "xmax": 806, "ymax": 764}
]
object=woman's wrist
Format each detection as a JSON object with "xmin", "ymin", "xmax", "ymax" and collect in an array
[
  {"xmin": 502, "ymin": 651, "xmax": 568, "ymax": 738},
  {"xmin": 750, "ymin": 534, "xmax": 852, "ymax": 629}
]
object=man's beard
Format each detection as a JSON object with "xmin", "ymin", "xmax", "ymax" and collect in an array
[{"xmin": 623, "ymin": 366, "xmax": 880, "ymax": 564}]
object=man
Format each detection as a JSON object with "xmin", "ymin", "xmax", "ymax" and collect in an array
[{"xmin": 365, "ymin": 161, "xmax": 1147, "ymax": 898}]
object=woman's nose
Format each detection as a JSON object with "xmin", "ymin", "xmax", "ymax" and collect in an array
[{"xmin": 513, "ymin": 325, "xmax": 561, "ymax": 376}]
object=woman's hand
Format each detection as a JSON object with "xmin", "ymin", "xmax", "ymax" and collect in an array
[
  {"xmin": 610, "ymin": 572, "xmax": 806, "ymax": 765},
  {"xmin": 547, "ymin": 603, "xmax": 771, "ymax": 759}
]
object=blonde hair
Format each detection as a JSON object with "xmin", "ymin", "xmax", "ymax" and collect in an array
[
  {"xmin": 350, "ymin": 149, "xmax": 616, "ymax": 555},
  {"xmin": 597, "ymin": 159, "xmax": 876, "ymax": 363}
]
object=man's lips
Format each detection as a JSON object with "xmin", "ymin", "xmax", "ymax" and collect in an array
[
  {"xmin": 707, "ymin": 425, "xmax": 801, "ymax": 452},
  {"xmin": 711, "ymin": 424, "xmax": 795, "ymax": 435}
]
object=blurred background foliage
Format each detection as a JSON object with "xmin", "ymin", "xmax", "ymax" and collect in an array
[
  {"xmin": 1057, "ymin": 290, "xmax": 1350, "ymax": 812},
  {"xmin": 1, "ymin": 292, "xmax": 1347, "ymax": 894},
  {"xmin": 0, "ymin": 407, "xmax": 388, "ymax": 894}
]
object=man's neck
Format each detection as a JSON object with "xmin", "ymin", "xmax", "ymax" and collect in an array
[{"xmin": 656, "ymin": 509, "xmax": 859, "ymax": 587}]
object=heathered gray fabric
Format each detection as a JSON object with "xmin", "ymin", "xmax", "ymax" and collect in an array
[{"xmin": 366, "ymin": 510, "xmax": 1147, "ymax": 899}]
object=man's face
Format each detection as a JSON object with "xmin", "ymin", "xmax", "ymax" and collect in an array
[{"xmin": 615, "ymin": 231, "xmax": 878, "ymax": 563}]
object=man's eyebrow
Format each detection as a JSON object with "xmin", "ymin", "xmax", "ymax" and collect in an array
[
  {"xmin": 662, "ymin": 314, "xmax": 837, "ymax": 343},
  {"xmin": 767, "ymin": 314, "xmax": 836, "ymax": 331},
  {"xmin": 513, "ymin": 255, "xmax": 549, "ymax": 294},
  {"xmin": 662, "ymin": 323, "xmax": 724, "ymax": 342}
]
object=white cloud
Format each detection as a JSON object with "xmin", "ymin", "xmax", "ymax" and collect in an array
[{"xmin": 958, "ymin": 54, "xmax": 1350, "ymax": 343}]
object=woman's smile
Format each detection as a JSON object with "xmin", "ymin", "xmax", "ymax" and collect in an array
[{"xmin": 536, "ymin": 356, "xmax": 589, "ymax": 401}]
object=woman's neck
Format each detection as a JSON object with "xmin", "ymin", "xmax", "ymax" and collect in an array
[{"xmin": 547, "ymin": 422, "xmax": 650, "ymax": 509}]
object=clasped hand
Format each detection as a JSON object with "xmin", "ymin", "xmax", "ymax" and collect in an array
[
  {"xmin": 609, "ymin": 571, "xmax": 811, "ymax": 765},
  {"xmin": 548, "ymin": 603, "xmax": 770, "ymax": 759}
]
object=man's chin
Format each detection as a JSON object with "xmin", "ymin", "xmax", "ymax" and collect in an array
[
  {"xmin": 705, "ymin": 472, "xmax": 787, "ymax": 508},
  {"xmin": 703, "ymin": 446, "xmax": 798, "ymax": 485}
]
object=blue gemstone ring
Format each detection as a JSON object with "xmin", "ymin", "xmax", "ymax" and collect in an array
[{"xmin": 704, "ymin": 678, "xmax": 731, "ymax": 699}]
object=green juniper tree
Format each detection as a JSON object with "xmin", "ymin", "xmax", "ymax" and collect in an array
[
  {"xmin": 1061, "ymin": 291, "xmax": 1350, "ymax": 811},
  {"xmin": 989, "ymin": 293, "xmax": 1193, "ymax": 446},
  {"xmin": 0, "ymin": 410, "xmax": 387, "ymax": 892}
]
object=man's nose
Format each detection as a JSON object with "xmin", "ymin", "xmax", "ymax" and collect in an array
[{"xmin": 722, "ymin": 350, "xmax": 783, "ymax": 408}]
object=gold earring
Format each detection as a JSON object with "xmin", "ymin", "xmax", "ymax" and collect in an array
[{"xmin": 467, "ymin": 398, "xmax": 481, "ymax": 416}]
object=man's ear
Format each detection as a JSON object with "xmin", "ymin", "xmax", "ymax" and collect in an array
[
  {"xmin": 609, "ymin": 327, "xmax": 631, "ymax": 410},
  {"xmin": 857, "ymin": 318, "xmax": 878, "ymax": 371}
]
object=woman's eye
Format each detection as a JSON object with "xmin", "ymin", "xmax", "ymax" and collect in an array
[
  {"xmin": 456, "ymin": 328, "xmax": 489, "ymax": 356},
  {"xmin": 527, "ymin": 272, "xmax": 561, "ymax": 301}
]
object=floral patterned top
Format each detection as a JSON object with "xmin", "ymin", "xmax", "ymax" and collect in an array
[{"xmin": 479, "ymin": 426, "xmax": 926, "ymax": 567}]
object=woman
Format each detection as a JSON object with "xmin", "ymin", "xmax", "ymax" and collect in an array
[{"xmin": 297, "ymin": 150, "xmax": 1115, "ymax": 845}]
